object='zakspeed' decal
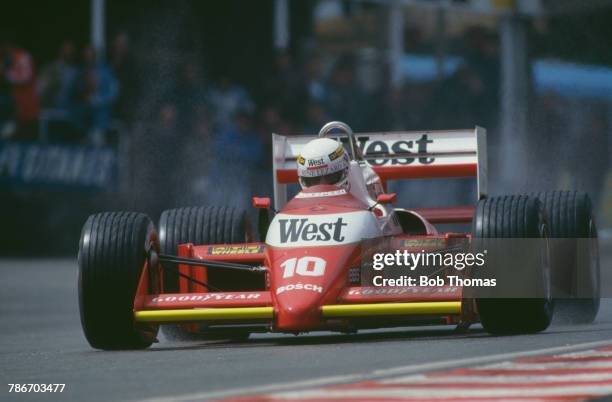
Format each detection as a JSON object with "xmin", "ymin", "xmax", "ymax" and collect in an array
[
  {"xmin": 295, "ymin": 189, "xmax": 347, "ymax": 199},
  {"xmin": 276, "ymin": 283, "xmax": 323, "ymax": 295},
  {"xmin": 403, "ymin": 238, "xmax": 446, "ymax": 248},
  {"xmin": 207, "ymin": 245, "xmax": 264, "ymax": 255},
  {"xmin": 306, "ymin": 165, "xmax": 328, "ymax": 171},
  {"xmin": 266, "ymin": 211, "xmax": 380, "ymax": 247}
]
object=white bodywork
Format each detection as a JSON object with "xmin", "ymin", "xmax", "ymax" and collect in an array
[{"xmin": 266, "ymin": 211, "xmax": 382, "ymax": 248}]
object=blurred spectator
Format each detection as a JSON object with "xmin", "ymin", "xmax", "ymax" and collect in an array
[
  {"xmin": 304, "ymin": 56, "xmax": 328, "ymax": 103},
  {"xmin": 76, "ymin": 45, "xmax": 119, "ymax": 145},
  {"xmin": 37, "ymin": 40, "xmax": 79, "ymax": 141},
  {"xmin": 0, "ymin": 39, "xmax": 40, "ymax": 139},
  {"xmin": 208, "ymin": 76, "xmax": 254, "ymax": 130},
  {"xmin": 211, "ymin": 110, "xmax": 265, "ymax": 207},
  {"xmin": 190, "ymin": 104, "xmax": 213, "ymax": 145},
  {"xmin": 303, "ymin": 101, "xmax": 330, "ymax": 133},
  {"xmin": 110, "ymin": 32, "xmax": 139, "ymax": 123},
  {"xmin": 0, "ymin": 41, "xmax": 15, "ymax": 137},
  {"xmin": 38, "ymin": 40, "xmax": 78, "ymax": 110},
  {"xmin": 180, "ymin": 105, "xmax": 215, "ymax": 204},
  {"xmin": 259, "ymin": 104, "xmax": 284, "ymax": 141},
  {"xmin": 325, "ymin": 55, "xmax": 369, "ymax": 131},
  {"xmin": 133, "ymin": 102, "xmax": 181, "ymax": 215},
  {"xmin": 263, "ymin": 51, "xmax": 308, "ymax": 122},
  {"xmin": 157, "ymin": 102, "xmax": 178, "ymax": 133},
  {"xmin": 174, "ymin": 61, "xmax": 208, "ymax": 131},
  {"xmin": 258, "ymin": 103, "xmax": 293, "ymax": 161},
  {"xmin": 216, "ymin": 110, "xmax": 264, "ymax": 166},
  {"xmin": 463, "ymin": 27, "xmax": 500, "ymax": 130},
  {"xmin": 529, "ymin": 93, "xmax": 568, "ymax": 182},
  {"xmin": 427, "ymin": 64, "xmax": 486, "ymax": 130}
]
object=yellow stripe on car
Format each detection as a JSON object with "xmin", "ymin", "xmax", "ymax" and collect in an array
[
  {"xmin": 134, "ymin": 307, "xmax": 274, "ymax": 322},
  {"xmin": 321, "ymin": 302, "xmax": 461, "ymax": 318},
  {"xmin": 134, "ymin": 301, "xmax": 461, "ymax": 323}
]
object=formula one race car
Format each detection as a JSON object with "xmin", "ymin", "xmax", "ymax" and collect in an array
[{"xmin": 78, "ymin": 121, "xmax": 600, "ymax": 350}]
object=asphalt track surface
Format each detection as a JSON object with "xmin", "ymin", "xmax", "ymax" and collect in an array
[{"xmin": 1, "ymin": 239, "xmax": 611, "ymax": 402}]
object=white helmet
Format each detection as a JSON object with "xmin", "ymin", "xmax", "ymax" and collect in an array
[{"xmin": 297, "ymin": 138, "xmax": 350, "ymax": 190}]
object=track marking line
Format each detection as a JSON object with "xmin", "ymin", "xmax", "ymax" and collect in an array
[
  {"xmin": 482, "ymin": 361, "xmax": 612, "ymax": 369},
  {"xmin": 135, "ymin": 338, "xmax": 612, "ymax": 402},
  {"xmin": 381, "ymin": 372, "xmax": 612, "ymax": 384},
  {"xmin": 268, "ymin": 384, "xmax": 612, "ymax": 399},
  {"xmin": 336, "ymin": 379, "xmax": 612, "ymax": 389}
]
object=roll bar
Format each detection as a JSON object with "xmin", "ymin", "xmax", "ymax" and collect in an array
[{"xmin": 318, "ymin": 121, "xmax": 364, "ymax": 162}]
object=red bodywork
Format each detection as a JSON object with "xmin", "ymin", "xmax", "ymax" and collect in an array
[{"xmin": 133, "ymin": 182, "xmax": 476, "ymax": 334}]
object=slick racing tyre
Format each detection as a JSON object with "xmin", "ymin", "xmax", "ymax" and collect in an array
[
  {"xmin": 78, "ymin": 212, "xmax": 159, "ymax": 350},
  {"xmin": 533, "ymin": 191, "xmax": 600, "ymax": 324},
  {"xmin": 472, "ymin": 195, "xmax": 554, "ymax": 335},
  {"xmin": 158, "ymin": 206, "xmax": 255, "ymax": 341}
]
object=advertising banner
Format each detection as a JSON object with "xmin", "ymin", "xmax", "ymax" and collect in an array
[{"xmin": 0, "ymin": 141, "xmax": 117, "ymax": 190}]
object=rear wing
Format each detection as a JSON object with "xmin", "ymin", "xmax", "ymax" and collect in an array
[{"xmin": 272, "ymin": 127, "xmax": 487, "ymax": 209}]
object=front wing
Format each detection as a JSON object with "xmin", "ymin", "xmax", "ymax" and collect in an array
[{"xmin": 133, "ymin": 238, "xmax": 474, "ymax": 331}]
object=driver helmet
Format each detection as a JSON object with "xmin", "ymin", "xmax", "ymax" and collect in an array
[{"xmin": 297, "ymin": 138, "xmax": 350, "ymax": 190}]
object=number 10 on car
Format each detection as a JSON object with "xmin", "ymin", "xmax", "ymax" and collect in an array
[{"xmin": 281, "ymin": 256, "xmax": 326, "ymax": 278}]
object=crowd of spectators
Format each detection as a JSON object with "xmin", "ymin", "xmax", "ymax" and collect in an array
[
  {"xmin": 3, "ymin": 28, "xmax": 607, "ymax": 217},
  {"xmin": 129, "ymin": 27, "xmax": 502, "ymax": 211},
  {"xmin": 0, "ymin": 29, "xmax": 505, "ymax": 211},
  {"xmin": 1, "ymin": 37, "xmax": 125, "ymax": 144},
  {"xmin": 1, "ymin": 29, "xmax": 499, "ymax": 140}
]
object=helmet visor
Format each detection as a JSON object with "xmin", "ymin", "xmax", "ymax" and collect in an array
[{"xmin": 300, "ymin": 170, "xmax": 346, "ymax": 188}]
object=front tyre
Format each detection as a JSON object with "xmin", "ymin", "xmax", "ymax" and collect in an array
[
  {"xmin": 158, "ymin": 206, "xmax": 254, "ymax": 341},
  {"xmin": 78, "ymin": 212, "xmax": 159, "ymax": 350}
]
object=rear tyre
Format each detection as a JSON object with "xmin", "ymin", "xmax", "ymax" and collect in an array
[
  {"xmin": 158, "ymin": 206, "xmax": 253, "ymax": 341},
  {"xmin": 473, "ymin": 195, "xmax": 553, "ymax": 335},
  {"xmin": 533, "ymin": 191, "xmax": 600, "ymax": 324},
  {"xmin": 78, "ymin": 212, "xmax": 159, "ymax": 350}
]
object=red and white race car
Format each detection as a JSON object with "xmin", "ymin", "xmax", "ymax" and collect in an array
[{"xmin": 78, "ymin": 121, "xmax": 599, "ymax": 350}]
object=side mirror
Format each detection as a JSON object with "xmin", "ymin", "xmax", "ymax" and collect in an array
[
  {"xmin": 252, "ymin": 197, "xmax": 271, "ymax": 209},
  {"xmin": 253, "ymin": 197, "xmax": 273, "ymax": 240},
  {"xmin": 376, "ymin": 193, "xmax": 397, "ymax": 205}
]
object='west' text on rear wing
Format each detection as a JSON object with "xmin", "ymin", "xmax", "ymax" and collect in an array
[{"xmin": 272, "ymin": 127, "xmax": 487, "ymax": 209}]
